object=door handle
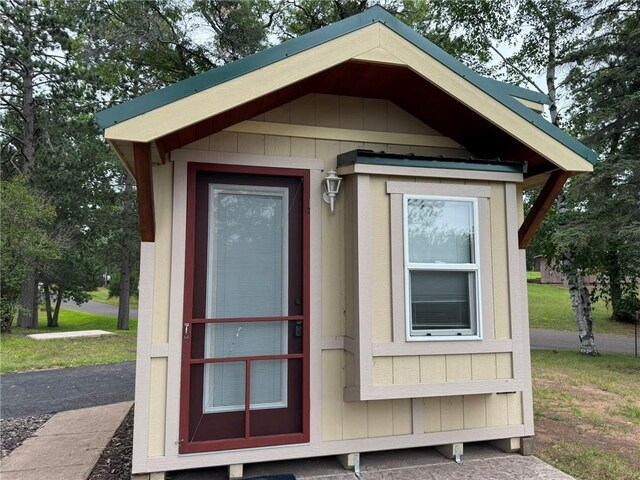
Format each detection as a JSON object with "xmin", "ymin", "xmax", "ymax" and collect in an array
[
  {"xmin": 183, "ymin": 323, "xmax": 190, "ymax": 339},
  {"xmin": 295, "ymin": 320, "xmax": 303, "ymax": 337}
]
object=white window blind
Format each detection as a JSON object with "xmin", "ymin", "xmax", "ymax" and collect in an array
[{"xmin": 203, "ymin": 185, "xmax": 288, "ymax": 413}]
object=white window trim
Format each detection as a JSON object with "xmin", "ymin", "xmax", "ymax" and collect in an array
[
  {"xmin": 203, "ymin": 183, "xmax": 289, "ymax": 413},
  {"xmin": 403, "ymin": 195, "xmax": 483, "ymax": 342}
]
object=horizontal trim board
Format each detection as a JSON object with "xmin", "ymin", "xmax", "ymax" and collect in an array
[
  {"xmin": 346, "ymin": 379, "xmax": 523, "ymax": 401},
  {"xmin": 320, "ymin": 336, "xmax": 346, "ymax": 350},
  {"xmin": 143, "ymin": 424, "xmax": 526, "ymax": 473},
  {"xmin": 338, "ymin": 150, "xmax": 525, "ymax": 173},
  {"xmin": 320, "ymin": 336, "xmax": 356, "ymax": 352},
  {"xmin": 172, "ymin": 149, "xmax": 324, "ymax": 171},
  {"xmin": 224, "ymin": 121, "xmax": 462, "ymax": 148},
  {"xmin": 150, "ymin": 343, "xmax": 169, "ymax": 358},
  {"xmin": 386, "ymin": 181, "xmax": 492, "ymax": 198},
  {"xmin": 372, "ymin": 339, "xmax": 512, "ymax": 356},
  {"xmin": 337, "ymin": 163, "xmax": 523, "ymax": 183}
]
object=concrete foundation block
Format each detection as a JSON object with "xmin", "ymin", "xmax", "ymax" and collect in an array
[
  {"xmin": 336, "ymin": 452, "xmax": 360, "ymax": 471},
  {"xmin": 519, "ymin": 436, "xmax": 536, "ymax": 456},
  {"xmin": 436, "ymin": 442, "xmax": 463, "ymax": 460},
  {"xmin": 229, "ymin": 463, "xmax": 244, "ymax": 479},
  {"xmin": 491, "ymin": 437, "xmax": 522, "ymax": 453},
  {"xmin": 131, "ymin": 473, "xmax": 165, "ymax": 480}
]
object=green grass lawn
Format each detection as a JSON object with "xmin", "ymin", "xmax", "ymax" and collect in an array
[
  {"xmin": 0, "ymin": 309, "xmax": 137, "ymax": 374},
  {"xmin": 528, "ymin": 282, "xmax": 636, "ymax": 336},
  {"xmin": 527, "ymin": 271, "xmax": 542, "ymax": 280},
  {"xmin": 532, "ymin": 350, "xmax": 640, "ymax": 480},
  {"xmin": 90, "ymin": 287, "xmax": 138, "ymax": 309}
]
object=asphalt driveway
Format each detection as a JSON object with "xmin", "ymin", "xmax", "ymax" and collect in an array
[{"xmin": 0, "ymin": 361, "xmax": 135, "ymax": 419}]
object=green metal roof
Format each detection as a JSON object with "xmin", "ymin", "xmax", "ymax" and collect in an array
[
  {"xmin": 486, "ymin": 79, "xmax": 550, "ymax": 105},
  {"xmin": 95, "ymin": 5, "xmax": 596, "ymax": 165},
  {"xmin": 338, "ymin": 149, "xmax": 527, "ymax": 174}
]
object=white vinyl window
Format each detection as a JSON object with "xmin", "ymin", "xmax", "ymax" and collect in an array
[
  {"xmin": 404, "ymin": 195, "xmax": 481, "ymax": 340},
  {"xmin": 203, "ymin": 184, "xmax": 289, "ymax": 413}
]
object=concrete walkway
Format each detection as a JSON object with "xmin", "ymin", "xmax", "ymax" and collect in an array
[
  {"xmin": 530, "ymin": 328, "xmax": 638, "ymax": 355},
  {"xmin": 0, "ymin": 402, "xmax": 132, "ymax": 480},
  {"xmin": 172, "ymin": 443, "xmax": 574, "ymax": 479},
  {"xmin": 0, "ymin": 401, "xmax": 574, "ymax": 480}
]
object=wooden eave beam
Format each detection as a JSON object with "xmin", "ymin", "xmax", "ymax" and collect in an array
[
  {"xmin": 133, "ymin": 142, "xmax": 155, "ymax": 242},
  {"xmin": 518, "ymin": 169, "xmax": 571, "ymax": 249},
  {"xmin": 155, "ymin": 140, "xmax": 168, "ymax": 164}
]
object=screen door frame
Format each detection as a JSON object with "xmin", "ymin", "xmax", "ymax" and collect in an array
[{"xmin": 179, "ymin": 162, "xmax": 310, "ymax": 454}]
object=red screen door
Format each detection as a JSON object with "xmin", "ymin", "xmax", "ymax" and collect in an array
[{"xmin": 180, "ymin": 164, "xmax": 310, "ymax": 454}]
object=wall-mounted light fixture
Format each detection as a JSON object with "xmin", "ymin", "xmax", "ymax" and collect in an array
[{"xmin": 322, "ymin": 169, "xmax": 342, "ymax": 213}]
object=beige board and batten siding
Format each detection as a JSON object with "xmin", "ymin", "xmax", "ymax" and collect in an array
[
  {"xmin": 354, "ymin": 174, "xmax": 523, "ymax": 431},
  {"xmin": 368, "ymin": 176, "xmax": 513, "ymax": 375},
  {"xmin": 141, "ymin": 94, "xmax": 525, "ymax": 467}
]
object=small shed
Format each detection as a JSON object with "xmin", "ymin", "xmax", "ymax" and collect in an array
[{"xmin": 96, "ymin": 7, "xmax": 597, "ymax": 479}]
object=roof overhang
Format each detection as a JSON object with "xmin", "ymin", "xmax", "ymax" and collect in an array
[
  {"xmin": 97, "ymin": 6, "xmax": 597, "ymax": 245},
  {"xmin": 100, "ymin": 17, "xmax": 595, "ymax": 180}
]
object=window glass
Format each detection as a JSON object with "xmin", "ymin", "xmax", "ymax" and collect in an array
[
  {"xmin": 204, "ymin": 185, "xmax": 289, "ymax": 412},
  {"xmin": 207, "ymin": 188, "xmax": 286, "ymax": 318},
  {"xmin": 407, "ymin": 198, "xmax": 474, "ymax": 264},
  {"xmin": 405, "ymin": 196, "xmax": 480, "ymax": 338},
  {"xmin": 410, "ymin": 271, "xmax": 475, "ymax": 332}
]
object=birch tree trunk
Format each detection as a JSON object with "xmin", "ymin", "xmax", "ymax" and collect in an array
[
  {"xmin": 546, "ymin": 21, "xmax": 597, "ymax": 355},
  {"xmin": 564, "ymin": 255, "xmax": 598, "ymax": 355},
  {"xmin": 557, "ymin": 191, "xmax": 598, "ymax": 355}
]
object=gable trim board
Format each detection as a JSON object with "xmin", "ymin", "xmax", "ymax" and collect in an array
[
  {"xmin": 95, "ymin": 7, "xmax": 549, "ymax": 130},
  {"xmin": 97, "ymin": 6, "xmax": 596, "ymax": 175}
]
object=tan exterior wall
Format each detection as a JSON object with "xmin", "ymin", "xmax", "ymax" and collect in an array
[
  {"xmin": 372, "ymin": 353, "xmax": 514, "ymax": 385},
  {"xmin": 135, "ymin": 94, "xmax": 530, "ymax": 473},
  {"xmin": 367, "ymin": 176, "xmax": 511, "ymax": 343}
]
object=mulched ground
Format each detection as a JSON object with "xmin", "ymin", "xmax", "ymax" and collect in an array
[
  {"xmin": 0, "ymin": 414, "xmax": 53, "ymax": 459},
  {"xmin": 88, "ymin": 406, "xmax": 134, "ymax": 480}
]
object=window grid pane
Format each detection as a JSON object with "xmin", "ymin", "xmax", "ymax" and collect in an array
[
  {"xmin": 405, "ymin": 196, "xmax": 480, "ymax": 338},
  {"xmin": 409, "ymin": 270, "xmax": 476, "ymax": 332},
  {"xmin": 407, "ymin": 198, "xmax": 474, "ymax": 264}
]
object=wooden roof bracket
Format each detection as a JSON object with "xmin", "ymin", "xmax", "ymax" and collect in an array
[
  {"xmin": 133, "ymin": 142, "xmax": 156, "ymax": 242},
  {"xmin": 155, "ymin": 139, "xmax": 168, "ymax": 164},
  {"xmin": 518, "ymin": 169, "xmax": 571, "ymax": 249}
]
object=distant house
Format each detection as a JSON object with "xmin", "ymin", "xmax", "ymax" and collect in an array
[
  {"xmin": 96, "ymin": 6, "xmax": 597, "ymax": 479},
  {"xmin": 537, "ymin": 256, "xmax": 597, "ymax": 286}
]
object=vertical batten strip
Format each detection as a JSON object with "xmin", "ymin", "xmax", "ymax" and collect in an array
[
  {"xmin": 131, "ymin": 242, "xmax": 155, "ymax": 474},
  {"xmin": 389, "ymin": 193, "xmax": 405, "ymax": 342},
  {"xmin": 355, "ymin": 174, "xmax": 373, "ymax": 397},
  {"xmin": 164, "ymin": 160, "xmax": 188, "ymax": 456},
  {"xmin": 412, "ymin": 398, "xmax": 425, "ymax": 435},
  {"xmin": 504, "ymin": 183, "xmax": 533, "ymax": 430},
  {"xmin": 309, "ymin": 168, "xmax": 324, "ymax": 443}
]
